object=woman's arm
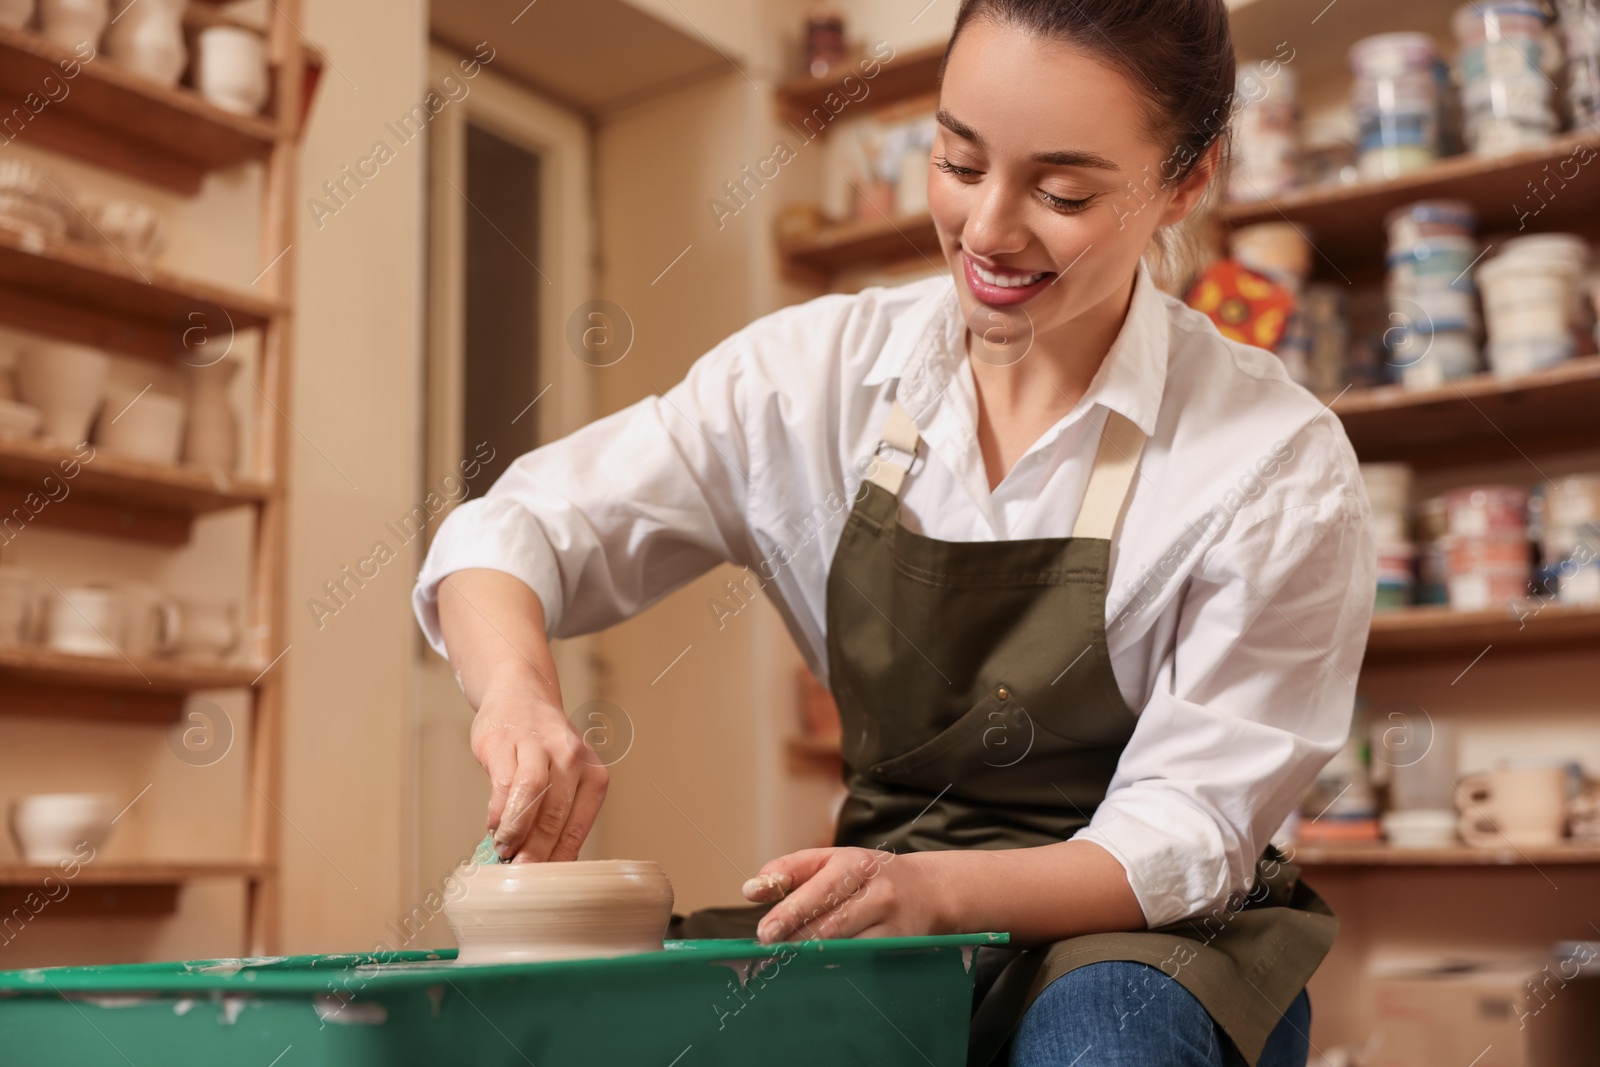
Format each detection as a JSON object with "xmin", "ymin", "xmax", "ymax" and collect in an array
[{"xmin": 437, "ymin": 568, "xmax": 607, "ymax": 862}]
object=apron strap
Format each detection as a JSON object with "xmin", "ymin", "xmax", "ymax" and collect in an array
[
  {"xmin": 1071, "ymin": 409, "xmax": 1147, "ymax": 541},
  {"xmin": 865, "ymin": 400, "xmax": 922, "ymax": 496},
  {"xmin": 864, "ymin": 400, "xmax": 1147, "ymax": 543}
]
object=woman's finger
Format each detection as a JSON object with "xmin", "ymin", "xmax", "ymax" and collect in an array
[
  {"xmin": 479, "ymin": 736, "xmax": 519, "ymax": 835},
  {"xmin": 741, "ymin": 848, "xmax": 838, "ymax": 903},
  {"xmin": 549, "ymin": 760, "xmax": 609, "ymax": 862},
  {"xmin": 515, "ymin": 738, "xmax": 582, "ymax": 862},
  {"xmin": 492, "ymin": 739, "xmax": 552, "ymax": 858},
  {"xmin": 758, "ymin": 852, "xmax": 883, "ymax": 942}
]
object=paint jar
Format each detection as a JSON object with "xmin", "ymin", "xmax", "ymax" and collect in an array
[
  {"xmin": 1541, "ymin": 473, "xmax": 1600, "ymax": 604},
  {"xmin": 1557, "ymin": 0, "xmax": 1600, "ymax": 127},
  {"xmin": 1444, "ymin": 485, "xmax": 1529, "ymax": 537},
  {"xmin": 1446, "ymin": 534, "xmax": 1531, "ymax": 609},
  {"xmin": 1385, "ymin": 199, "xmax": 1475, "ymax": 250},
  {"xmin": 1394, "ymin": 328, "xmax": 1481, "ymax": 389},
  {"xmin": 1477, "ymin": 236, "xmax": 1588, "ymax": 376},
  {"xmin": 1350, "ymin": 35, "xmax": 1443, "ymax": 180},
  {"xmin": 1230, "ymin": 222, "xmax": 1312, "ymax": 289},
  {"xmin": 1454, "ymin": 2, "xmax": 1556, "ymax": 156},
  {"xmin": 1375, "ymin": 542, "xmax": 1417, "ymax": 610},
  {"xmin": 1418, "ymin": 538, "xmax": 1452, "ymax": 604},
  {"xmin": 1229, "ymin": 65, "xmax": 1299, "ymax": 202},
  {"xmin": 1486, "ymin": 336, "xmax": 1575, "ymax": 377}
]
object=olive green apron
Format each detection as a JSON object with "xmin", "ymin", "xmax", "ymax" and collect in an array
[{"xmin": 674, "ymin": 398, "xmax": 1337, "ymax": 1065}]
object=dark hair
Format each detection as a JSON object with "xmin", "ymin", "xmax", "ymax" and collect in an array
[{"xmin": 940, "ymin": 0, "xmax": 1236, "ymax": 187}]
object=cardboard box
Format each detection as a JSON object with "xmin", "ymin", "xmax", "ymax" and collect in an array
[{"xmin": 1370, "ymin": 955, "xmax": 1600, "ymax": 1067}]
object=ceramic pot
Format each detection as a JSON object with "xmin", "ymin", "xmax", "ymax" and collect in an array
[
  {"xmin": 197, "ymin": 26, "xmax": 268, "ymax": 116},
  {"xmin": 444, "ymin": 859, "xmax": 674, "ymax": 965},
  {"xmin": 91, "ymin": 198, "xmax": 166, "ymax": 260},
  {"xmin": 0, "ymin": 565, "xmax": 34, "ymax": 648},
  {"xmin": 16, "ymin": 343, "xmax": 109, "ymax": 446},
  {"xmin": 121, "ymin": 583, "xmax": 179, "ymax": 658},
  {"xmin": 170, "ymin": 598, "xmax": 237, "ymax": 661},
  {"xmin": 0, "ymin": 0, "xmax": 34, "ymax": 30},
  {"xmin": 182, "ymin": 357, "xmax": 239, "ymax": 472},
  {"xmin": 9, "ymin": 793, "xmax": 116, "ymax": 865},
  {"xmin": 48, "ymin": 585, "xmax": 124, "ymax": 657},
  {"xmin": 0, "ymin": 398, "xmax": 41, "ymax": 440},
  {"xmin": 37, "ymin": 0, "xmax": 108, "ymax": 50},
  {"xmin": 1457, "ymin": 766, "xmax": 1569, "ymax": 847},
  {"xmin": 104, "ymin": 0, "xmax": 186, "ymax": 86},
  {"xmin": 96, "ymin": 386, "xmax": 185, "ymax": 465}
]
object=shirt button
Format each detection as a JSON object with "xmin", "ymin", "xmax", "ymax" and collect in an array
[{"xmin": 996, "ymin": 686, "xmax": 1010, "ymax": 701}]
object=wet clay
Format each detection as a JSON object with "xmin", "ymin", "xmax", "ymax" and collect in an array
[{"xmin": 443, "ymin": 859, "xmax": 674, "ymax": 965}]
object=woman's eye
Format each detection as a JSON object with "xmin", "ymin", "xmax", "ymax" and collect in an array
[
  {"xmin": 1039, "ymin": 190, "xmax": 1094, "ymax": 214},
  {"xmin": 933, "ymin": 156, "xmax": 981, "ymax": 179}
]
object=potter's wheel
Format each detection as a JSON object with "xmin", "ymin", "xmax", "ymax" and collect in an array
[{"xmin": 443, "ymin": 858, "xmax": 675, "ymax": 965}]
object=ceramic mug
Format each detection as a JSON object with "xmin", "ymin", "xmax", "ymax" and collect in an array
[
  {"xmin": 9, "ymin": 792, "xmax": 116, "ymax": 865},
  {"xmin": 170, "ymin": 598, "xmax": 238, "ymax": 662},
  {"xmin": 16, "ymin": 342, "xmax": 110, "ymax": 446},
  {"xmin": 96, "ymin": 387, "xmax": 185, "ymax": 466},
  {"xmin": 103, "ymin": 0, "xmax": 186, "ymax": 86},
  {"xmin": 120, "ymin": 582, "xmax": 179, "ymax": 659},
  {"xmin": 0, "ymin": 565, "xmax": 33, "ymax": 647},
  {"xmin": 37, "ymin": 0, "xmax": 108, "ymax": 50},
  {"xmin": 197, "ymin": 26, "xmax": 269, "ymax": 116},
  {"xmin": 1457, "ymin": 766, "xmax": 1568, "ymax": 847},
  {"xmin": 47, "ymin": 585, "xmax": 124, "ymax": 658}
]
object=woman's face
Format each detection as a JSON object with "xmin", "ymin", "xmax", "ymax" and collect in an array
[{"xmin": 928, "ymin": 19, "xmax": 1215, "ymax": 349}]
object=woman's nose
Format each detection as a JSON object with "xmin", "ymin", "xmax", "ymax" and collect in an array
[{"xmin": 962, "ymin": 180, "xmax": 1030, "ymax": 259}]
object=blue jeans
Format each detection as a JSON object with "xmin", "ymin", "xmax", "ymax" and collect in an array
[{"xmin": 1010, "ymin": 961, "xmax": 1311, "ymax": 1066}]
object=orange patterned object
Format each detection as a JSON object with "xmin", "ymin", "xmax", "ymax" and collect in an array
[{"xmin": 1184, "ymin": 259, "xmax": 1296, "ymax": 351}]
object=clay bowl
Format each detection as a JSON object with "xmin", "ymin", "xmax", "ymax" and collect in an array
[{"xmin": 444, "ymin": 859, "xmax": 674, "ymax": 965}]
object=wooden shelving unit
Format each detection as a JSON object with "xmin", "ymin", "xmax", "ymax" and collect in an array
[
  {"xmin": 778, "ymin": 211, "xmax": 939, "ymax": 277},
  {"xmin": 1367, "ymin": 603, "xmax": 1600, "ymax": 658},
  {"xmin": 0, "ymin": 6, "xmax": 312, "ymax": 954},
  {"xmin": 774, "ymin": 43, "xmax": 944, "ymax": 128},
  {"xmin": 0, "ymin": 862, "xmax": 267, "ymax": 917},
  {"xmin": 1291, "ymin": 843, "xmax": 1600, "ymax": 867}
]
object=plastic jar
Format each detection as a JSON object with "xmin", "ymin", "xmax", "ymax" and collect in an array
[
  {"xmin": 1444, "ymin": 485, "xmax": 1529, "ymax": 537},
  {"xmin": 1385, "ymin": 199, "xmax": 1476, "ymax": 250}
]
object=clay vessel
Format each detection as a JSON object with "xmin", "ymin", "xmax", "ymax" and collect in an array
[
  {"xmin": 183, "ymin": 357, "xmax": 239, "ymax": 473},
  {"xmin": 444, "ymin": 859, "xmax": 674, "ymax": 965},
  {"xmin": 104, "ymin": 0, "xmax": 186, "ymax": 86},
  {"xmin": 197, "ymin": 26, "xmax": 269, "ymax": 116},
  {"xmin": 16, "ymin": 342, "xmax": 109, "ymax": 446}
]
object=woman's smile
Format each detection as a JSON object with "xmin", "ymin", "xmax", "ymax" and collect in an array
[{"xmin": 963, "ymin": 251, "xmax": 1056, "ymax": 306}]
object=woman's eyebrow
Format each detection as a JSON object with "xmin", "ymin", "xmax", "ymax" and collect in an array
[{"xmin": 935, "ymin": 108, "xmax": 1120, "ymax": 172}]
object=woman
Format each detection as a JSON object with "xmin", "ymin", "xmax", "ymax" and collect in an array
[{"xmin": 413, "ymin": 0, "xmax": 1374, "ymax": 1063}]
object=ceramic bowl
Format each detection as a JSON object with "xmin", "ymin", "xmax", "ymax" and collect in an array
[
  {"xmin": 92, "ymin": 198, "xmax": 165, "ymax": 260},
  {"xmin": 443, "ymin": 859, "xmax": 674, "ymax": 965},
  {"xmin": 0, "ymin": 398, "xmax": 41, "ymax": 440},
  {"xmin": 9, "ymin": 792, "xmax": 117, "ymax": 865}
]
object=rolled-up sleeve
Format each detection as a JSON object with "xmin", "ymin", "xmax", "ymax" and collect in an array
[
  {"xmin": 412, "ymin": 333, "xmax": 758, "ymax": 659},
  {"xmin": 1076, "ymin": 476, "xmax": 1376, "ymax": 928}
]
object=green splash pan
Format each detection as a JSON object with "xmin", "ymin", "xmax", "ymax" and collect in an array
[{"xmin": 0, "ymin": 934, "xmax": 1006, "ymax": 1066}]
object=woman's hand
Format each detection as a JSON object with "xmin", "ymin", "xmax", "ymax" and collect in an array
[
  {"xmin": 438, "ymin": 569, "xmax": 607, "ymax": 862},
  {"xmin": 469, "ymin": 671, "xmax": 608, "ymax": 862},
  {"xmin": 742, "ymin": 847, "xmax": 956, "ymax": 943}
]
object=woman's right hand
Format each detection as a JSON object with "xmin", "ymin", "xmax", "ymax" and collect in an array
[
  {"xmin": 470, "ymin": 672, "xmax": 609, "ymax": 862},
  {"xmin": 437, "ymin": 568, "xmax": 607, "ymax": 863}
]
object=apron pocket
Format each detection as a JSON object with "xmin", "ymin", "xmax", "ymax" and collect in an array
[{"xmin": 868, "ymin": 690, "xmax": 1019, "ymax": 785}]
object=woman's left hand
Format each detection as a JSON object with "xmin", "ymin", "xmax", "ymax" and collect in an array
[{"xmin": 742, "ymin": 847, "xmax": 956, "ymax": 943}]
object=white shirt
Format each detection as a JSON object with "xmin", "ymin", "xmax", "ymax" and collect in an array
[{"xmin": 413, "ymin": 256, "xmax": 1376, "ymax": 928}]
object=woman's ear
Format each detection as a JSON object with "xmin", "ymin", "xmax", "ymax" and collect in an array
[{"xmin": 1158, "ymin": 138, "xmax": 1223, "ymax": 227}]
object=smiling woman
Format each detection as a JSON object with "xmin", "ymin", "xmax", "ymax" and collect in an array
[{"xmin": 413, "ymin": 0, "xmax": 1372, "ymax": 1065}]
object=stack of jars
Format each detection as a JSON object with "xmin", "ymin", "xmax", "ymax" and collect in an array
[
  {"xmin": 1383, "ymin": 200, "xmax": 1481, "ymax": 388},
  {"xmin": 1443, "ymin": 486, "xmax": 1532, "ymax": 610},
  {"xmin": 1476, "ymin": 233, "xmax": 1591, "ymax": 377},
  {"xmin": 1229, "ymin": 66, "xmax": 1298, "ymax": 202},
  {"xmin": 1363, "ymin": 463, "xmax": 1415, "ymax": 610},
  {"xmin": 1350, "ymin": 33, "xmax": 1445, "ymax": 180},
  {"xmin": 1536, "ymin": 474, "xmax": 1600, "ymax": 604},
  {"xmin": 1558, "ymin": 0, "xmax": 1600, "ymax": 129},
  {"xmin": 1454, "ymin": 1, "xmax": 1558, "ymax": 155}
]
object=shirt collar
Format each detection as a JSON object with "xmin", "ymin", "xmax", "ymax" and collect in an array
[{"xmin": 864, "ymin": 256, "xmax": 1169, "ymax": 438}]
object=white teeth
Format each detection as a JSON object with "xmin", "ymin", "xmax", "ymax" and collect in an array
[{"xmin": 972, "ymin": 262, "xmax": 1048, "ymax": 288}]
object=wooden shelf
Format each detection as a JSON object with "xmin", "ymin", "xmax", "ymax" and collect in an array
[
  {"xmin": 778, "ymin": 211, "xmax": 940, "ymax": 278},
  {"xmin": 0, "ymin": 225, "xmax": 279, "ymax": 363},
  {"xmin": 1331, "ymin": 356, "xmax": 1600, "ymax": 465},
  {"xmin": 1218, "ymin": 131, "xmax": 1600, "ymax": 272},
  {"xmin": 1366, "ymin": 603, "xmax": 1600, "ymax": 659},
  {"xmin": 1291, "ymin": 843, "xmax": 1600, "ymax": 867},
  {"xmin": 0, "ymin": 438, "xmax": 271, "ymax": 546},
  {"xmin": 0, "ymin": 861, "xmax": 267, "ymax": 917},
  {"xmin": 775, "ymin": 44, "xmax": 943, "ymax": 129},
  {"xmin": 785, "ymin": 735, "xmax": 843, "ymax": 776},
  {"xmin": 0, "ymin": 647, "xmax": 259, "ymax": 723},
  {"xmin": 0, "ymin": 24, "xmax": 279, "ymax": 194}
]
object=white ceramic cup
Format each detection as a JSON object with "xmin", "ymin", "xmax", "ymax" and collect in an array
[
  {"xmin": 197, "ymin": 26, "xmax": 269, "ymax": 116},
  {"xmin": 16, "ymin": 342, "xmax": 110, "ymax": 446},
  {"xmin": 103, "ymin": 0, "xmax": 186, "ymax": 86},
  {"xmin": 37, "ymin": 0, "xmax": 108, "ymax": 50},
  {"xmin": 120, "ymin": 582, "xmax": 179, "ymax": 659},
  {"xmin": 96, "ymin": 387, "xmax": 185, "ymax": 465},
  {"xmin": 48, "ymin": 585, "xmax": 124, "ymax": 657},
  {"xmin": 1381, "ymin": 808, "xmax": 1458, "ymax": 848},
  {"xmin": 9, "ymin": 792, "xmax": 116, "ymax": 865},
  {"xmin": 0, "ymin": 565, "xmax": 34, "ymax": 647},
  {"xmin": 1457, "ymin": 766, "xmax": 1569, "ymax": 847},
  {"xmin": 171, "ymin": 598, "xmax": 238, "ymax": 661}
]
